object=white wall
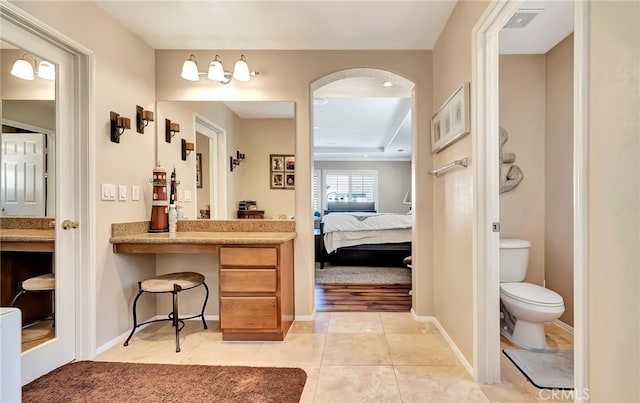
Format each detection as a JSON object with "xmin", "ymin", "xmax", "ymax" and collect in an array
[{"xmin": 314, "ymin": 160, "xmax": 411, "ymax": 214}]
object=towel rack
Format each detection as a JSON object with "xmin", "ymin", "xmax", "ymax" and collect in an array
[{"xmin": 429, "ymin": 157, "xmax": 469, "ymax": 177}]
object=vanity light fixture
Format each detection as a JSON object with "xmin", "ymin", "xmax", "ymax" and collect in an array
[
  {"xmin": 110, "ymin": 111, "xmax": 131, "ymax": 143},
  {"xmin": 10, "ymin": 54, "xmax": 55, "ymax": 81},
  {"xmin": 229, "ymin": 150, "xmax": 245, "ymax": 172},
  {"xmin": 136, "ymin": 105, "xmax": 154, "ymax": 134},
  {"xmin": 181, "ymin": 139, "xmax": 195, "ymax": 161},
  {"xmin": 181, "ymin": 53, "xmax": 258, "ymax": 84},
  {"xmin": 165, "ymin": 119, "xmax": 180, "ymax": 143}
]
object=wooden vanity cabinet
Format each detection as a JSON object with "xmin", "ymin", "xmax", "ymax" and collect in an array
[{"xmin": 218, "ymin": 240, "xmax": 294, "ymax": 341}]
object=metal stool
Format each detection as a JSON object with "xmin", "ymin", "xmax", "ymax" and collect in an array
[
  {"xmin": 11, "ymin": 273, "xmax": 55, "ymax": 326},
  {"xmin": 123, "ymin": 272, "xmax": 209, "ymax": 352}
]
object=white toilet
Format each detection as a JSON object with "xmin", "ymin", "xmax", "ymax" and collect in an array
[{"xmin": 500, "ymin": 239, "xmax": 565, "ymax": 350}]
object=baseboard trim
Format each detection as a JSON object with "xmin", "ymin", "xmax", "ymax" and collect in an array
[
  {"xmin": 411, "ymin": 309, "xmax": 474, "ymax": 377},
  {"xmin": 553, "ymin": 319, "xmax": 574, "ymax": 334},
  {"xmin": 95, "ymin": 314, "xmax": 219, "ymax": 356},
  {"xmin": 295, "ymin": 310, "xmax": 316, "ymax": 321}
]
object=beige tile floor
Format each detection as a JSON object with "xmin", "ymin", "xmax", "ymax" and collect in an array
[{"xmin": 95, "ymin": 312, "xmax": 574, "ymax": 402}]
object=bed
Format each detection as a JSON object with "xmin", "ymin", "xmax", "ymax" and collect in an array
[{"xmin": 319, "ymin": 202, "xmax": 412, "ymax": 268}]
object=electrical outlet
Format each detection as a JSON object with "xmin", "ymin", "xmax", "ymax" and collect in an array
[
  {"xmin": 178, "ymin": 190, "xmax": 184, "ymax": 202},
  {"xmin": 184, "ymin": 190, "xmax": 192, "ymax": 202},
  {"xmin": 131, "ymin": 185, "xmax": 140, "ymax": 201},
  {"xmin": 118, "ymin": 185, "xmax": 127, "ymax": 201}
]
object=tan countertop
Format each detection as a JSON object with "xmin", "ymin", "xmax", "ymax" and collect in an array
[
  {"xmin": 110, "ymin": 231, "xmax": 296, "ymax": 245},
  {"xmin": 0, "ymin": 229, "xmax": 55, "ymax": 252}
]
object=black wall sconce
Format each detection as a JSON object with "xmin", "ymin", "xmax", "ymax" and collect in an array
[
  {"xmin": 165, "ymin": 119, "xmax": 180, "ymax": 143},
  {"xmin": 229, "ymin": 150, "xmax": 245, "ymax": 172},
  {"xmin": 181, "ymin": 139, "xmax": 194, "ymax": 161},
  {"xmin": 110, "ymin": 111, "xmax": 131, "ymax": 143},
  {"xmin": 136, "ymin": 105, "xmax": 154, "ymax": 134}
]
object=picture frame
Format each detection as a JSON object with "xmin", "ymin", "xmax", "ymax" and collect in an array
[
  {"xmin": 431, "ymin": 82, "xmax": 470, "ymax": 153},
  {"xmin": 195, "ymin": 153, "xmax": 203, "ymax": 188},
  {"xmin": 270, "ymin": 154, "xmax": 294, "ymax": 189}
]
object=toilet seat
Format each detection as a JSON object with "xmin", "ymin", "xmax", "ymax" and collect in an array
[{"xmin": 500, "ymin": 283, "xmax": 564, "ymax": 307}]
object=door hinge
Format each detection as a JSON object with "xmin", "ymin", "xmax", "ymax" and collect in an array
[{"xmin": 492, "ymin": 222, "xmax": 500, "ymax": 232}]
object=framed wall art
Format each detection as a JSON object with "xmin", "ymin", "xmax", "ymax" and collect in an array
[
  {"xmin": 270, "ymin": 154, "xmax": 294, "ymax": 189},
  {"xmin": 431, "ymin": 82, "xmax": 470, "ymax": 153},
  {"xmin": 196, "ymin": 153, "xmax": 203, "ymax": 188}
]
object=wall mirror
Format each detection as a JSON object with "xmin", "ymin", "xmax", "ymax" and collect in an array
[
  {"xmin": 1, "ymin": 40, "xmax": 57, "ymax": 349},
  {"xmin": 156, "ymin": 100, "xmax": 295, "ymax": 220}
]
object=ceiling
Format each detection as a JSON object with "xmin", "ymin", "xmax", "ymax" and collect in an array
[{"xmin": 92, "ymin": 1, "xmax": 573, "ymax": 161}]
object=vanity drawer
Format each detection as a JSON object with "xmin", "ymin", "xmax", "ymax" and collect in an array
[
  {"xmin": 220, "ymin": 269, "xmax": 277, "ymax": 293},
  {"xmin": 219, "ymin": 247, "xmax": 277, "ymax": 267},
  {"xmin": 220, "ymin": 297, "xmax": 278, "ymax": 329}
]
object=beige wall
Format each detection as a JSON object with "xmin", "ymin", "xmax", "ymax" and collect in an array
[
  {"xmin": 314, "ymin": 160, "xmax": 411, "ymax": 214},
  {"xmin": 499, "ymin": 55, "xmax": 546, "ymax": 286},
  {"xmin": 238, "ymin": 118, "xmax": 296, "ymax": 219},
  {"xmin": 544, "ymin": 34, "xmax": 574, "ymax": 326},
  {"xmin": 14, "ymin": 1, "xmax": 158, "ymax": 347},
  {"xmin": 155, "ymin": 49, "xmax": 435, "ymax": 318},
  {"xmin": 432, "ymin": 0, "xmax": 489, "ymax": 364},
  {"xmin": 588, "ymin": 1, "xmax": 640, "ymax": 401}
]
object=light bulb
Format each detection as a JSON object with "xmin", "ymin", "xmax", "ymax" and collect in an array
[
  {"xmin": 180, "ymin": 56, "xmax": 200, "ymax": 81},
  {"xmin": 37, "ymin": 60, "xmax": 56, "ymax": 80},
  {"xmin": 232, "ymin": 55, "xmax": 251, "ymax": 82},
  {"xmin": 11, "ymin": 58, "xmax": 34, "ymax": 80},
  {"xmin": 207, "ymin": 58, "xmax": 225, "ymax": 82}
]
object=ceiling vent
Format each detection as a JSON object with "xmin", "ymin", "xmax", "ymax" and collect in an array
[{"xmin": 503, "ymin": 9, "xmax": 544, "ymax": 29}]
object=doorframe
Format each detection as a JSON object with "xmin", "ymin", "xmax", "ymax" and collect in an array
[
  {"xmin": 472, "ymin": 0, "xmax": 589, "ymax": 395},
  {"xmin": 0, "ymin": 2, "xmax": 96, "ymax": 360},
  {"xmin": 195, "ymin": 114, "xmax": 227, "ymax": 219}
]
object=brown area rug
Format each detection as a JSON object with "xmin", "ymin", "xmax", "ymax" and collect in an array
[{"xmin": 23, "ymin": 361, "xmax": 307, "ymax": 403}]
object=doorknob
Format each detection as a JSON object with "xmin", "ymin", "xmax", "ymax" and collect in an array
[{"xmin": 61, "ymin": 219, "xmax": 79, "ymax": 230}]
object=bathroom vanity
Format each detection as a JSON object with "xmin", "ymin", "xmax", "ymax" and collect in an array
[{"xmin": 110, "ymin": 220, "xmax": 296, "ymax": 341}]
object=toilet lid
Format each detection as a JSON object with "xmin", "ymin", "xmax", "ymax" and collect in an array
[{"xmin": 500, "ymin": 283, "xmax": 564, "ymax": 306}]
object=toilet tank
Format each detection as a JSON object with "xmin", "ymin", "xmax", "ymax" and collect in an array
[{"xmin": 500, "ymin": 239, "xmax": 531, "ymax": 282}]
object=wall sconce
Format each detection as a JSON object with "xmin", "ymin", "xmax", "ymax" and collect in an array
[
  {"xmin": 165, "ymin": 119, "xmax": 180, "ymax": 143},
  {"xmin": 181, "ymin": 139, "xmax": 194, "ymax": 161},
  {"xmin": 229, "ymin": 150, "xmax": 246, "ymax": 172},
  {"xmin": 110, "ymin": 111, "xmax": 131, "ymax": 143},
  {"xmin": 136, "ymin": 105, "xmax": 154, "ymax": 134},
  {"xmin": 181, "ymin": 53, "xmax": 258, "ymax": 84},
  {"xmin": 10, "ymin": 54, "xmax": 55, "ymax": 81}
]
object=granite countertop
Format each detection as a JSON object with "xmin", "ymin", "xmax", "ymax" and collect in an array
[
  {"xmin": 0, "ymin": 229, "xmax": 55, "ymax": 242},
  {"xmin": 110, "ymin": 231, "xmax": 296, "ymax": 245}
]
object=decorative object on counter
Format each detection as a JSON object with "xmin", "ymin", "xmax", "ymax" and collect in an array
[
  {"xmin": 499, "ymin": 127, "xmax": 524, "ymax": 193},
  {"xmin": 109, "ymin": 111, "xmax": 131, "ymax": 143},
  {"xmin": 431, "ymin": 82, "xmax": 470, "ymax": 153},
  {"xmin": 238, "ymin": 200, "xmax": 257, "ymax": 211},
  {"xmin": 168, "ymin": 205, "xmax": 177, "ymax": 233},
  {"xmin": 149, "ymin": 165, "xmax": 169, "ymax": 233},
  {"xmin": 270, "ymin": 154, "xmax": 295, "ymax": 189},
  {"xmin": 181, "ymin": 139, "xmax": 194, "ymax": 160},
  {"xmin": 237, "ymin": 209, "xmax": 265, "ymax": 219},
  {"xmin": 229, "ymin": 150, "xmax": 245, "ymax": 172},
  {"xmin": 169, "ymin": 167, "xmax": 180, "ymax": 205},
  {"xmin": 135, "ymin": 105, "xmax": 154, "ymax": 134},
  {"xmin": 165, "ymin": 119, "xmax": 180, "ymax": 143},
  {"xmin": 176, "ymin": 205, "xmax": 184, "ymax": 220},
  {"xmin": 180, "ymin": 53, "xmax": 259, "ymax": 84}
]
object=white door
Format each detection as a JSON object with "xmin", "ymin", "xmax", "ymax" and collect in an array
[
  {"xmin": 1, "ymin": 12, "xmax": 78, "ymax": 385},
  {"xmin": 1, "ymin": 133, "xmax": 46, "ymax": 216}
]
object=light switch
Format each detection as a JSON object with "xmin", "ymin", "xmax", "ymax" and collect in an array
[
  {"xmin": 118, "ymin": 185, "xmax": 127, "ymax": 201},
  {"xmin": 184, "ymin": 190, "xmax": 192, "ymax": 202},
  {"xmin": 178, "ymin": 190, "xmax": 184, "ymax": 202},
  {"xmin": 131, "ymin": 185, "xmax": 140, "ymax": 201},
  {"xmin": 101, "ymin": 184, "xmax": 116, "ymax": 201}
]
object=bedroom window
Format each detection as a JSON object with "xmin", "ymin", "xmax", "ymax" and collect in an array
[
  {"xmin": 312, "ymin": 169, "xmax": 321, "ymax": 213},
  {"xmin": 323, "ymin": 170, "xmax": 377, "ymax": 207}
]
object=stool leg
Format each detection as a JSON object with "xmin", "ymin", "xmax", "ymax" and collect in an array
[
  {"xmin": 51, "ymin": 290, "xmax": 56, "ymax": 328},
  {"xmin": 200, "ymin": 282, "xmax": 209, "ymax": 330},
  {"xmin": 10, "ymin": 289, "xmax": 26, "ymax": 307},
  {"xmin": 173, "ymin": 284, "xmax": 181, "ymax": 353},
  {"xmin": 123, "ymin": 285, "xmax": 144, "ymax": 347}
]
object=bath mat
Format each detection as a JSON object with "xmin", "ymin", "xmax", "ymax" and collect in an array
[{"xmin": 503, "ymin": 349, "xmax": 574, "ymax": 390}]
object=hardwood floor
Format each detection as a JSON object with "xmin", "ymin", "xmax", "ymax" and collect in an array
[{"xmin": 315, "ymin": 284, "xmax": 412, "ymax": 312}]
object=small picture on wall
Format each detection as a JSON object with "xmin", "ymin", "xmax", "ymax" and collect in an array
[
  {"xmin": 271, "ymin": 172, "xmax": 284, "ymax": 188},
  {"xmin": 431, "ymin": 82, "xmax": 470, "ymax": 153},
  {"xmin": 196, "ymin": 153, "xmax": 203, "ymax": 188},
  {"xmin": 285, "ymin": 156, "xmax": 295, "ymax": 171},
  {"xmin": 271, "ymin": 155, "xmax": 284, "ymax": 171},
  {"xmin": 285, "ymin": 173, "xmax": 295, "ymax": 188},
  {"xmin": 270, "ymin": 154, "xmax": 294, "ymax": 189}
]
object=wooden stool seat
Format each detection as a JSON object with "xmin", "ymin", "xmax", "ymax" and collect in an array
[
  {"xmin": 124, "ymin": 271, "xmax": 209, "ymax": 352},
  {"xmin": 21, "ymin": 273, "xmax": 55, "ymax": 291},
  {"xmin": 141, "ymin": 272, "xmax": 204, "ymax": 293}
]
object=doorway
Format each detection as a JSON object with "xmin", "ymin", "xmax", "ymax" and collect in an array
[
  {"xmin": 310, "ymin": 69, "xmax": 415, "ymax": 312},
  {"xmin": 0, "ymin": 2, "xmax": 93, "ymax": 385},
  {"xmin": 472, "ymin": 0, "xmax": 588, "ymax": 393}
]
